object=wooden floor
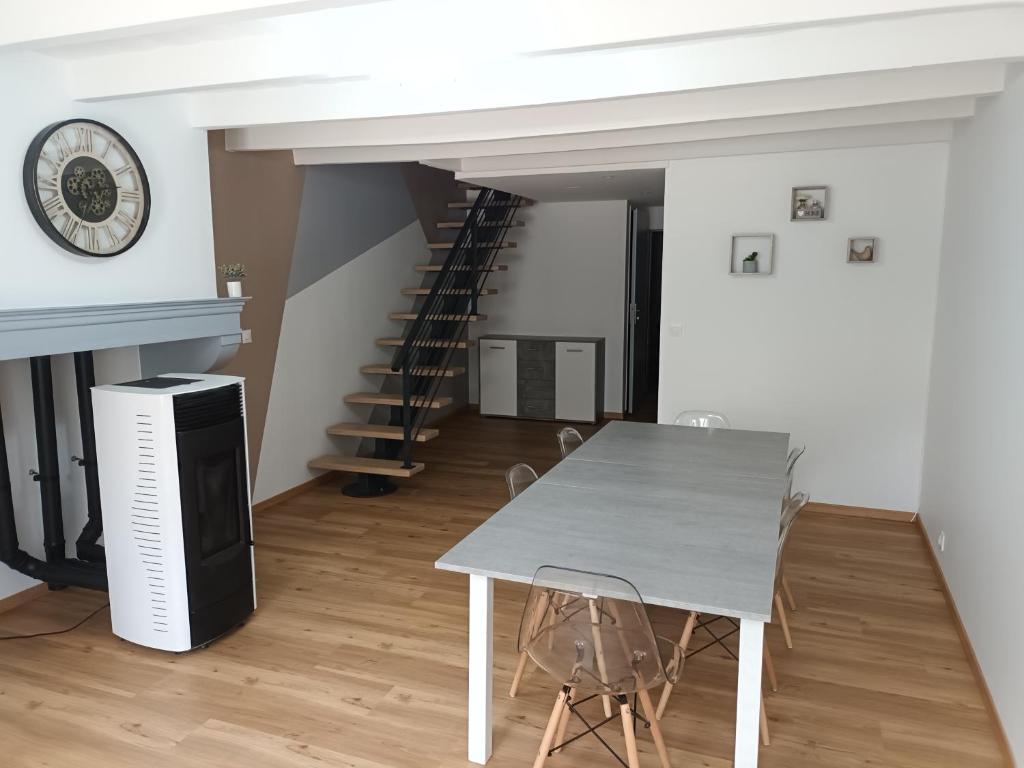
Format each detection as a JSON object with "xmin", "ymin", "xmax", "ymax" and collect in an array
[{"xmin": 0, "ymin": 410, "xmax": 1005, "ymax": 767}]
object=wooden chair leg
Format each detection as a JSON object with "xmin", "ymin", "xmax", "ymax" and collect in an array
[
  {"xmin": 763, "ymin": 643, "xmax": 779, "ymax": 692},
  {"xmin": 638, "ymin": 688, "xmax": 672, "ymax": 768},
  {"xmin": 511, "ymin": 590, "xmax": 551, "ymax": 697},
  {"xmin": 760, "ymin": 694, "xmax": 771, "ymax": 747},
  {"xmin": 509, "ymin": 651, "xmax": 530, "ymax": 698},
  {"xmin": 781, "ymin": 573, "xmax": 797, "ymax": 611},
  {"xmin": 773, "ymin": 592, "xmax": 794, "ymax": 649},
  {"xmin": 532, "ymin": 688, "xmax": 569, "ymax": 768},
  {"xmin": 589, "ymin": 599, "xmax": 614, "ymax": 718},
  {"xmin": 552, "ymin": 686, "xmax": 575, "ymax": 753},
  {"xmin": 655, "ymin": 610, "xmax": 697, "ymax": 720},
  {"xmin": 619, "ymin": 699, "xmax": 641, "ymax": 768}
]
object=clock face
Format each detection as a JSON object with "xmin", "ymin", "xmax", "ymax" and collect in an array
[{"xmin": 23, "ymin": 119, "xmax": 151, "ymax": 257}]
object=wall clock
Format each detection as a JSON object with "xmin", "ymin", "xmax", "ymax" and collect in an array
[{"xmin": 23, "ymin": 119, "xmax": 151, "ymax": 257}]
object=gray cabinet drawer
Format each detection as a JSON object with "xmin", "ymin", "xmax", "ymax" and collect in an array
[
  {"xmin": 518, "ymin": 379, "xmax": 555, "ymax": 400},
  {"xmin": 518, "ymin": 360, "xmax": 555, "ymax": 381},
  {"xmin": 517, "ymin": 340, "xmax": 555, "ymax": 361},
  {"xmin": 518, "ymin": 398, "xmax": 555, "ymax": 419}
]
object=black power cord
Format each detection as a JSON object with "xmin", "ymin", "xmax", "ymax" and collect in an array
[{"xmin": 0, "ymin": 602, "xmax": 109, "ymax": 641}]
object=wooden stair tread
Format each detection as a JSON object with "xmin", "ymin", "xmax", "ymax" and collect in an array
[
  {"xmin": 429, "ymin": 241, "xmax": 514, "ymax": 249},
  {"xmin": 344, "ymin": 392, "xmax": 453, "ymax": 409},
  {"xmin": 448, "ymin": 200, "xmax": 532, "ymax": 208},
  {"xmin": 326, "ymin": 422, "xmax": 439, "ymax": 442},
  {"xmin": 437, "ymin": 221, "xmax": 524, "ymax": 229},
  {"xmin": 308, "ymin": 454, "xmax": 425, "ymax": 477},
  {"xmin": 389, "ymin": 312, "xmax": 486, "ymax": 321},
  {"xmin": 401, "ymin": 287, "xmax": 498, "ymax": 296},
  {"xmin": 415, "ymin": 264, "xmax": 508, "ymax": 272},
  {"xmin": 360, "ymin": 364, "xmax": 466, "ymax": 377},
  {"xmin": 376, "ymin": 337, "xmax": 474, "ymax": 349}
]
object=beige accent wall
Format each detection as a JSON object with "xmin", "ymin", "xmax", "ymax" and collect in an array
[{"xmin": 207, "ymin": 130, "xmax": 305, "ymax": 477}]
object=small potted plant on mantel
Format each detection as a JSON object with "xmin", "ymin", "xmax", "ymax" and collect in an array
[
  {"xmin": 220, "ymin": 263, "xmax": 246, "ymax": 297},
  {"xmin": 742, "ymin": 251, "xmax": 759, "ymax": 273}
]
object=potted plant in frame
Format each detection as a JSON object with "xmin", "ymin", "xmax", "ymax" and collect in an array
[
  {"xmin": 220, "ymin": 263, "xmax": 246, "ymax": 297},
  {"xmin": 742, "ymin": 251, "xmax": 759, "ymax": 273}
]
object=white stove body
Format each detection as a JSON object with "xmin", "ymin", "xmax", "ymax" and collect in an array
[{"xmin": 93, "ymin": 373, "xmax": 255, "ymax": 652}]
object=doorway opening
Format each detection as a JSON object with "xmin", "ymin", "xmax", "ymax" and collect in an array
[{"xmin": 624, "ymin": 209, "xmax": 663, "ymax": 423}]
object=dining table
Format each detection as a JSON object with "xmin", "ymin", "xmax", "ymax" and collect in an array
[{"xmin": 435, "ymin": 419, "xmax": 790, "ymax": 767}]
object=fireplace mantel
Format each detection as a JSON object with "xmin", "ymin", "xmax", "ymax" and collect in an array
[{"xmin": 0, "ymin": 297, "xmax": 246, "ymax": 362}]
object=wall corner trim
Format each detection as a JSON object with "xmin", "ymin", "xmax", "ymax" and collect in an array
[{"xmin": 914, "ymin": 516, "xmax": 1017, "ymax": 767}]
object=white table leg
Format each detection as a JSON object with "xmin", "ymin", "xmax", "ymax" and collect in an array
[
  {"xmin": 734, "ymin": 619, "xmax": 764, "ymax": 767},
  {"xmin": 468, "ymin": 574, "xmax": 494, "ymax": 764}
]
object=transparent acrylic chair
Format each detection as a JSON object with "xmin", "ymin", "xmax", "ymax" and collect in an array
[
  {"xmin": 506, "ymin": 463, "xmax": 539, "ymax": 500},
  {"xmin": 655, "ymin": 493, "xmax": 811, "ymax": 745},
  {"xmin": 672, "ymin": 410, "xmax": 731, "ymax": 429},
  {"xmin": 773, "ymin": 491, "xmax": 809, "ymax": 647},
  {"xmin": 784, "ymin": 445, "xmax": 806, "ymax": 501},
  {"xmin": 557, "ymin": 427, "xmax": 584, "ymax": 458},
  {"xmin": 519, "ymin": 566, "xmax": 681, "ymax": 768}
]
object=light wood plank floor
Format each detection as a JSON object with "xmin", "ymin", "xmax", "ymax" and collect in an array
[{"xmin": 0, "ymin": 411, "xmax": 1005, "ymax": 767}]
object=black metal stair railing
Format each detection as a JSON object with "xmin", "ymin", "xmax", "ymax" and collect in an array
[{"xmin": 390, "ymin": 186, "xmax": 522, "ymax": 468}]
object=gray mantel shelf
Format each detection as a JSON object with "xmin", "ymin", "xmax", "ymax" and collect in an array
[{"xmin": 0, "ymin": 297, "xmax": 247, "ymax": 362}]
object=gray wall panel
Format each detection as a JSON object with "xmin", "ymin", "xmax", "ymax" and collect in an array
[{"xmin": 287, "ymin": 164, "xmax": 417, "ymax": 297}]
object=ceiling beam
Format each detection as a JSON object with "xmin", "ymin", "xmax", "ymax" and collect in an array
[
  {"xmin": 0, "ymin": 1, "xmax": 377, "ymax": 51},
  {"xmin": 58, "ymin": 2, "xmax": 1024, "ymax": 101},
  {"xmin": 448, "ymin": 121, "xmax": 958, "ymax": 182},
  {"xmin": 191, "ymin": 7, "xmax": 1023, "ymax": 128},
  {"xmin": 289, "ymin": 98, "xmax": 975, "ymax": 165},
  {"xmin": 228, "ymin": 64, "xmax": 1000, "ymax": 152}
]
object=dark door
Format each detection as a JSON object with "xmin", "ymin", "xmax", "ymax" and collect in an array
[{"xmin": 631, "ymin": 229, "xmax": 654, "ymax": 401}]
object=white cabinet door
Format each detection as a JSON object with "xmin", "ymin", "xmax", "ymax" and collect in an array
[
  {"xmin": 479, "ymin": 339, "xmax": 517, "ymax": 416},
  {"xmin": 555, "ymin": 342, "xmax": 597, "ymax": 422}
]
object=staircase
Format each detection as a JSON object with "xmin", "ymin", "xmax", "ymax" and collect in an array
[{"xmin": 308, "ymin": 185, "xmax": 527, "ymax": 496}]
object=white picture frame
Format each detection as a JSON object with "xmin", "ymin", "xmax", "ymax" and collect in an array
[
  {"xmin": 848, "ymin": 236, "xmax": 878, "ymax": 263},
  {"xmin": 791, "ymin": 186, "xmax": 829, "ymax": 221},
  {"xmin": 730, "ymin": 234, "xmax": 775, "ymax": 276}
]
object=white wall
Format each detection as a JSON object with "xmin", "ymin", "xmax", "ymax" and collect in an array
[
  {"xmin": 659, "ymin": 144, "xmax": 948, "ymax": 510},
  {"xmin": 0, "ymin": 51, "xmax": 217, "ymax": 599},
  {"xmin": 468, "ymin": 200, "xmax": 629, "ymax": 413},
  {"xmin": 253, "ymin": 221, "xmax": 427, "ymax": 502},
  {"xmin": 644, "ymin": 205, "xmax": 664, "ymax": 230},
  {"xmin": 0, "ymin": 52, "xmax": 216, "ymax": 309},
  {"xmin": 919, "ymin": 65, "xmax": 1024, "ymax": 762}
]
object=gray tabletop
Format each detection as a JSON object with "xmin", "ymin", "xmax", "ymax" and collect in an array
[{"xmin": 436, "ymin": 421, "xmax": 790, "ymax": 622}]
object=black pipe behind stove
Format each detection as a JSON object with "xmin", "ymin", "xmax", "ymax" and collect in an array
[
  {"xmin": 0, "ymin": 356, "xmax": 106, "ymax": 591},
  {"xmin": 73, "ymin": 352, "xmax": 104, "ymax": 563},
  {"xmin": 30, "ymin": 356, "xmax": 66, "ymax": 567}
]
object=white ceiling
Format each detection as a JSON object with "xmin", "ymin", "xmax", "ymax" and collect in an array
[
  {"xmin": 462, "ymin": 168, "xmax": 666, "ymax": 206},
  {"xmin": 4, "ymin": 0, "xmax": 1024, "ymax": 192}
]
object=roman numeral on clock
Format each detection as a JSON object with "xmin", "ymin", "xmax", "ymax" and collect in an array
[
  {"xmin": 115, "ymin": 209, "xmax": 138, "ymax": 230},
  {"xmin": 42, "ymin": 195, "xmax": 65, "ymax": 218},
  {"xmin": 62, "ymin": 215, "xmax": 81, "ymax": 242},
  {"xmin": 75, "ymin": 126, "xmax": 94, "ymax": 154}
]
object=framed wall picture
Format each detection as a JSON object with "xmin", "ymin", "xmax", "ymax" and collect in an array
[
  {"xmin": 730, "ymin": 233, "xmax": 774, "ymax": 276},
  {"xmin": 848, "ymin": 237, "xmax": 878, "ymax": 263},
  {"xmin": 791, "ymin": 186, "xmax": 828, "ymax": 221}
]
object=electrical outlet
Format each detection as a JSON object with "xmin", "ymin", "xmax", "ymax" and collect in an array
[
  {"xmin": 669, "ymin": 323, "xmax": 683, "ymax": 337},
  {"xmin": 241, "ymin": 329, "xmax": 253, "ymax": 344},
  {"xmin": 937, "ymin": 530, "xmax": 946, "ymax": 553}
]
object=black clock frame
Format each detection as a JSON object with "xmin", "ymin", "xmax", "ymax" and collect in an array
[{"xmin": 23, "ymin": 118, "xmax": 152, "ymax": 258}]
